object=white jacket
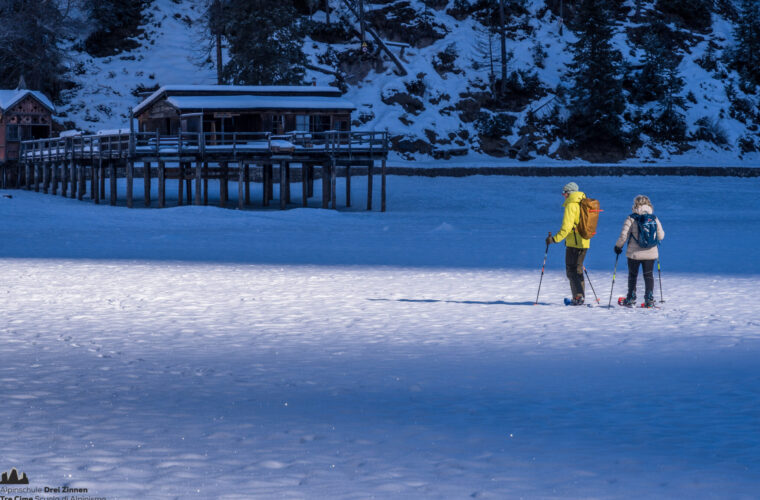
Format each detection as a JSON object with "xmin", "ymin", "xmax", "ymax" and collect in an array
[{"xmin": 615, "ymin": 205, "xmax": 665, "ymax": 260}]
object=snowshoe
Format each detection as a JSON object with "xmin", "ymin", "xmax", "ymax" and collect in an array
[
  {"xmin": 642, "ymin": 292, "xmax": 656, "ymax": 308},
  {"xmin": 618, "ymin": 293, "xmax": 636, "ymax": 308},
  {"xmin": 564, "ymin": 296, "xmax": 585, "ymax": 306}
]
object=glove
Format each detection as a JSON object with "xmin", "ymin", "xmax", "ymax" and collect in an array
[
  {"xmin": 545, "ymin": 235, "xmax": 554, "ymax": 245},
  {"xmin": 614, "ymin": 246, "xmax": 622, "ymax": 255}
]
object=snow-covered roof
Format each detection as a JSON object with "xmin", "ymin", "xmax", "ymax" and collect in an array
[
  {"xmin": 163, "ymin": 95, "xmax": 356, "ymax": 112},
  {"xmin": 0, "ymin": 89, "xmax": 55, "ymax": 113},
  {"xmin": 133, "ymin": 85, "xmax": 345, "ymax": 115}
]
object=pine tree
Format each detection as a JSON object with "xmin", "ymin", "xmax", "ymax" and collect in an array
[
  {"xmin": 82, "ymin": 0, "xmax": 148, "ymax": 57},
  {"xmin": 731, "ymin": 0, "xmax": 760, "ymax": 86},
  {"xmin": 220, "ymin": 0, "xmax": 306, "ymax": 85},
  {"xmin": 655, "ymin": 0, "xmax": 713, "ymax": 32},
  {"xmin": 472, "ymin": 23, "xmax": 497, "ymax": 86},
  {"xmin": 632, "ymin": 19, "xmax": 685, "ymax": 103},
  {"xmin": 0, "ymin": 0, "xmax": 67, "ymax": 97},
  {"xmin": 566, "ymin": 0, "xmax": 626, "ymax": 152},
  {"xmin": 651, "ymin": 64, "xmax": 687, "ymax": 143},
  {"xmin": 632, "ymin": 30, "xmax": 667, "ymax": 104}
]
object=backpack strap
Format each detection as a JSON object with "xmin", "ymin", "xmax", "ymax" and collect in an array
[{"xmin": 628, "ymin": 214, "xmax": 638, "ymax": 246}]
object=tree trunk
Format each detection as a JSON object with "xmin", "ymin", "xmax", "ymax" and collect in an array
[
  {"xmin": 216, "ymin": 33, "xmax": 224, "ymax": 84},
  {"xmin": 499, "ymin": 0, "xmax": 507, "ymax": 95}
]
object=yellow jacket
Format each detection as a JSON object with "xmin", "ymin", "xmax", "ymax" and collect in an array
[{"xmin": 553, "ymin": 191, "xmax": 590, "ymax": 249}]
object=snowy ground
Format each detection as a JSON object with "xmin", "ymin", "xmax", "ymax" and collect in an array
[{"xmin": 1, "ymin": 175, "xmax": 759, "ymax": 499}]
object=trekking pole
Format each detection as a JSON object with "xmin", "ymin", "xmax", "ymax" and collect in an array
[
  {"xmin": 583, "ymin": 267, "xmax": 600, "ymax": 304},
  {"xmin": 657, "ymin": 258, "xmax": 664, "ymax": 303},
  {"xmin": 535, "ymin": 232, "xmax": 551, "ymax": 305},
  {"xmin": 607, "ymin": 254, "xmax": 619, "ymax": 308}
]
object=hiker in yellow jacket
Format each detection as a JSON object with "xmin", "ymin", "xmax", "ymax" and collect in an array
[{"xmin": 546, "ymin": 181, "xmax": 590, "ymax": 305}]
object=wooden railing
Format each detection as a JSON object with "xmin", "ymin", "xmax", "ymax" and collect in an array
[{"xmin": 21, "ymin": 130, "xmax": 389, "ymax": 162}]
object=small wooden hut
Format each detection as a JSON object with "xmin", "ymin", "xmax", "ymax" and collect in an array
[
  {"xmin": 133, "ymin": 85, "xmax": 355, "ymax": 137},
  {"xmin": 0, "ymin": 89, "xmax": 55, "ymax": 162}
]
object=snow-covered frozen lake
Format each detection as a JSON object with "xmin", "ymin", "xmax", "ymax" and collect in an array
[{"xmin": 1, "ymin": 175, "xmax": 759, "ymax": 499}]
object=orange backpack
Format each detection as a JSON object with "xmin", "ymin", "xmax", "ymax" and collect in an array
[{"xmin": 576, "ymin": 197, "xmax": 602, "ymax": 239}]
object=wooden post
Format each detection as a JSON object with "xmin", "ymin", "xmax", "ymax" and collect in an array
[
  {"xmin": 244, "ymin": 164, "xmax": 250, "ymax": 205},
  {"xmin": 94, "ymin": 163, "xmax": 101, "ymax": 203},
  {"xmin": 238, "ymin": 163, "xmax": 244, "ymax": 209},
  {"xmin": 301, "ymin": 164, "xmax": 308, "ymax": 207},
  {"xmin": 61, "ymin": 161, "xmax": 68, "ymax": 197},
  {"xmin": 158, "ymin": 161, "xmax": 166, "ymax": 208},
  {"xmin": 284, "ymin": 163, "xmax": 291, "ymax": 204},
  {"xmin": 195, "ymin": 161, "xmax": 202, "ymax": 206},
  {"xmin": 321, "ymin": 163, "xmax": 329, "ymax": 209},
  {"xmin": 345, "ymin": 165, "xmax": 351, "ymax": 207},
  {"xmin": 51, "ymin": 163, "xmax": 58, "ymax": 195},
  {"xmin": 109, "ymin": 162, "xmax": 117, "ymax": 206},
  {"xmin": 100, "ymin": 161, "xmax": 106, "ymax": 200},
  {"xmin": 91, "ymin": 163, "xmax": 99, "ymax": 203},
  {"xmin": 70, "ymin": 160, "xmax": 77, "ymax": 199},
  {"xmin": 60, "ymin": 162, "xmax": 68, "ymax": 197},
  {"xmin": 203, "ymin": 163, "xmax": 209, "ymax": 206},
  {"xmin": 126, "ymin": 161, "xmax": 134, "ymax": 208},
  {"xmin": 308, "ymin": 165, "xmax": 314, "ymax": 197},
  {"xmin": 220, "ymin": 162, "xmax": 228, "ymax": 207},
  {"xmin": 381, "ymin": 158, "xmax": 387, "ymax": 212},
  {"xmin": 186, "ymin": 164, "xmax": 192, "ymax": 203},
  {"xmin": 25, "ymin": 162, "xmax": 31, "ymax": 190},
  {"xmin": 33, "ymin": 163, "xmax": 40, "ymax": 192},
  {"xmin": 267, "ymin": 163, "xmax": 274, "ymax": 201},
  {"xmin": 279, "ymin": 162, "xmax": 286, "ymax": 210},
  {"xmin": 70, "ymin": 162, "xmax": 76, "ymax": 198},
  {"xmin": 262, "ymin": 165, "xmax": 269, "ymax": 207},
  {"xmin": 77, "ymin": 162, "xmax": 86, "ymax": 201},
  {"xmin": 43, "ymin": 163, "xmax": 50, "ymax": 194},
  {"xmin": 178, "ymin": 163, "xmax": 185, "ymax": 206},
  {"xmin": 144, "ymin": 162, "xmax": 151, "ymax": 207},
  {"xmin": 331, "ymin": 158, "xmax": 337, "ymax": 209},
  {"xmin": 367, "ymin": 161, "xmax": 374, "ymax": 211}
]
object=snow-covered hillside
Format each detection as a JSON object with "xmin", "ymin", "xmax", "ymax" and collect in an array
[
  {"xmin": 59, "ymin": 0, "xmax": 760, "ymax": 165},
  {"xmin": 60, "ymin": 0, "xmax": 217, "ymax": 128}
]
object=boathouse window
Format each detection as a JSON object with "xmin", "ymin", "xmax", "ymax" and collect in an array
[
  {"xmin": 180, "ymin": 113, "xmax": 202, "ymax": 133},
  {"xmin": 295, "ymin": 115, "xmax": 310, "ymax": 132},
  {"xmin": 269, "ymin": 115, "xmax": 285, "ymax": 134},
  {"xmin": 7, "ymin": 125, "xmax": 19, "ymax": 141},
  {"xmin": 313, "ymin": 115, "xmax": 331, "ymax": 132},
  {"xmin": 31, "ymin": 125, "xmax": 49, "ymax": 139}
]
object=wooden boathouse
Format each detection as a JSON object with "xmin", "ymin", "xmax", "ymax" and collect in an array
[
  {"xmin": 0, "ymin": 88, "xmax": 54, "ymax": 162},
  {"xmin": 134, "ymin": 85, "xmax": 354, "ymax": 136},
  {"xmin": 10, "ymin": 85, "xmax": 389, "ymax": 211}
]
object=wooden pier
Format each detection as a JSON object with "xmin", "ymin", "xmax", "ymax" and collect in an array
[{"xmin": 8, "ymin": 130, "xmax": 389, "ymax": 211}]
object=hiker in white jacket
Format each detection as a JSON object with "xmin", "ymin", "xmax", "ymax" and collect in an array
[{"xmin": 614, "ymin": 195, "xmax": 665, "ymax": 307}]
